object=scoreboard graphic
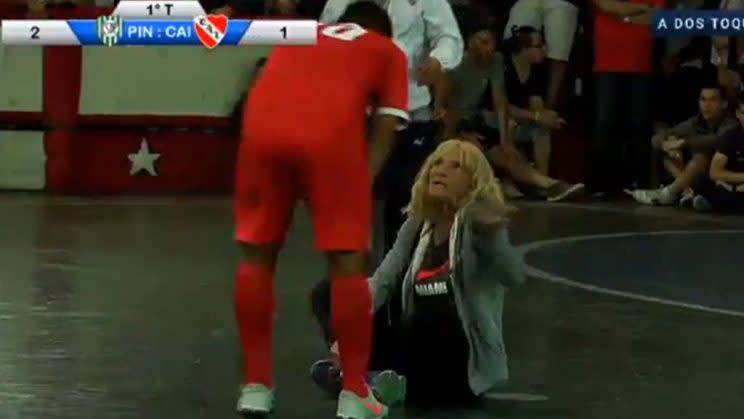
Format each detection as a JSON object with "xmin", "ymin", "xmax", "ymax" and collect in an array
[{"xmin": 0, "ymin": 0, "xmax": 317, "ymax": 47}]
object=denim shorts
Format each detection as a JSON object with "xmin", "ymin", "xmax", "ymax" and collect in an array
[{"xmin": 512, "ymin": 120, "xmax": 548, "ymax": 144}]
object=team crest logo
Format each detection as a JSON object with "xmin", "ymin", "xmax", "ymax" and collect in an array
[
  {"xmin": 96, "ymin": 15, "xmax": 122, "ymax": 47},
  {"xmin": 193, "ymin": 15, "xmax": 228, "ymax": 49}
]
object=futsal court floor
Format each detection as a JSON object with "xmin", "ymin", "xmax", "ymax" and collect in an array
[{"xmin": 1, "ymin": 193, "xmax": 744, "ymax": 419}]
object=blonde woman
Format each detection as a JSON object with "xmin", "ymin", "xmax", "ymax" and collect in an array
[{"xmin": 309, "ymin": 139, "xmax": 525, "ymax": 409}]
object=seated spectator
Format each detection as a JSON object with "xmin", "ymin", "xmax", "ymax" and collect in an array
[
  {"xmin": 503, "ymin": 26, "xmax": 561, "ymax": 176},
  {"xmin": 308, "ymin": 140, "xmax": 524, "ymax": 409},
  {"xmin": 503, "ymin": 0, "xmax": 580, "ymax": 108},
  {"xmin": 629, "ymin": 84, "xmax": 737, "ymax": 205},
  {"xmin": 690, "ymin": 95, "xmax": 744, "ymax": 212},
  {"xmin": 443, "ymin": 19, "xmax": 584, "ymax": 202}
]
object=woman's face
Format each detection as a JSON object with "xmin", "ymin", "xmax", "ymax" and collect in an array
[
  {"xmin": 427, "ymin": 150, "xmax": 471, "ymax": 204},
  {"xmin": 523, "ymin": 33, "xmax": 546, "ymax": 64}
]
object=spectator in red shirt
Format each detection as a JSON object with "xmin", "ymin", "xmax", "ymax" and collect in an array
[{"xmin": 591, "ymin": 0, "xmax": 666, "ymax": 195}]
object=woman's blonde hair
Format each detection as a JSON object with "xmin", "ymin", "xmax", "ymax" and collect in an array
[{"xmin": 406, "ymin": 139, "xmax": 513, "ymax": 224}]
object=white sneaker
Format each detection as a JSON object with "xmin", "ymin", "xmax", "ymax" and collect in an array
[
  {"xmin": 237, "ymin": 383, "xmax": 274, "ymax": 415},
  {"xmin": 627, "ymin": 188, "xmax": 662, "ymax": 205},
  {"xmin": 336, "ymin": 387, "xmax": 388, "ymax": 419}
]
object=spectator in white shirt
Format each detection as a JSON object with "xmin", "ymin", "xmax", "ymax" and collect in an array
[{"xmin": 320, "ymin": 0, "xmax": 464, "ymax": 252}]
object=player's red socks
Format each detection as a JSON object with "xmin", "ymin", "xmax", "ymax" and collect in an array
[
  {"xmin": 330, "ymin": 275, "xmax": 373, "ymax": 398},
  {"xmin": 234, "ymin": 262, "xmax": 276, "ymax": 387}
]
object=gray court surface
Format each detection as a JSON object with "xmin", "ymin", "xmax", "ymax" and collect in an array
[{"xmin": 1, "ymin": 194, "xmax": 743, "ymax": 419}]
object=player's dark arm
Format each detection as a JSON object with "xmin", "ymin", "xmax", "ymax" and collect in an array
[
  {"xmin": 368, "ymin": 114, "xmax": 400, "ymax": 180},
  {"xmin": 432, "ymin": 73, "xmax": 451, "ymax": 124}
]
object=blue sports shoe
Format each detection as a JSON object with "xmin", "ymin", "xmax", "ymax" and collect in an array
[{"xmin": 310, "ymin": 358, "xmax": 343, "ymax": 397}]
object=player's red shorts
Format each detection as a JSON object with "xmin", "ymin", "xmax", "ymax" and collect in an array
[{"xmin": 234, "ymin": 123, "xmax": 372, "ymax": 252}]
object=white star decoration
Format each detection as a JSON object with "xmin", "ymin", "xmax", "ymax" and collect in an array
[{"xmin": 128, "ymin": 138, "xmax": 160, "ymax": 176}]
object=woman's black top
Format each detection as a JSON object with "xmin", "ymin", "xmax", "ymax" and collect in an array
[{"xmin": 400, "ymin": 235, "xmax": 475, "ymax": 406}]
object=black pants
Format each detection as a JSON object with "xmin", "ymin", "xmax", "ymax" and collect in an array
[
  {"xmin": 696, "ymin": 178, "xmax": 744, "ymax": 213},
  {"xmin": 310, "ymin": 278, "xmax": 403, "ymax": 372},
  {"xmin": 309, "ymin": 278, "xmax": 479, "ymax": 407},
  {"xmin": 591, "ymin": 72, "xmax": 653, "ymax": 192},
  {"xmin": 378, "ymin": 121, "xmax": 440, "ymax": 253}
]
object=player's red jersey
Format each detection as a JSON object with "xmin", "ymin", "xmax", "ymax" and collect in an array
[
  {"xmin": 243, "ymin": 23, "xmax": 410, "ymax": 144},
  {"xmin": 236, "ymin": 23, "xmax": 409, "ymax": 251}
]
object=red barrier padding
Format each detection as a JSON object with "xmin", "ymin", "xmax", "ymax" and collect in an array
[
  {"xmin": 46, "ymin": 129, "xmax": 238, "ymax": 194},
  {"xmin": 43, "ymin": 6, "xmax": 113, "ymax": 127},
  {"xmin": 73, "ymin": 115, "xmax": 233, "ymax": 130}
]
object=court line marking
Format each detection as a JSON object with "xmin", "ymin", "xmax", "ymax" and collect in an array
[
  {"xmin": 518, "ymin": 229, "xmax": 744, "ymax": 318},
  {"xmin": 0, "ymin": 196, "xmax": 227, "ymax": 207},
  {"xmin": 484, "ymin": 392, "xmax": 549, "ymax": 402},
  {"xmin": 520, "ymin": 201, "xmax": 744, "ymax": 225},
  {"xmin": 521, "ymin": 202, "xmax": 744, "ymax": 225}
]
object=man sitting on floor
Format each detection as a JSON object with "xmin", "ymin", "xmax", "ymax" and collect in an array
[
  {"xmin": 691, "ymin": 94, "xmax": 744, "ymax": 213},
  {"xmin": 443, "ymin": 14, "xmax": 584, "ymax": 202},
  {"xmin": 629, "ymin": 84, "xmax": 737, "ymax": 206}
]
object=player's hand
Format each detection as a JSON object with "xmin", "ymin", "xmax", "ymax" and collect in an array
[
  {"xmin": 417, "ymin": 57, "xmax": 443, "ymax": 86},
  {"xmin": 537, "ymin": 110, "xmax": 565, "ymax": 129},
  {"xmin": 662, "ymin": 138, "xmax": 685, "ymax": 153},
  {"xmin": 272, "ymin": 0, "xmax": 297, "ymax": 15},
  {"xmin": 26, "ymin": 0, "xmax": 47, "ymax": 18},
  {"xmin": 626, "ymin": 10, "xmax": 654, "ymax": 25},
  {"xmin": 625, "ymin": 2, "xmax": 652, "ymax": 14}
]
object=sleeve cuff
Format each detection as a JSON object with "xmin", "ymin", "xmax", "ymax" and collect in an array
[
  {"xmin": 376, "ymin": 106, "xmax": 409, "ymax": 121},
  {"xmin": 376, "ymin": 107, "xmax": 409, "ymax": 130}
]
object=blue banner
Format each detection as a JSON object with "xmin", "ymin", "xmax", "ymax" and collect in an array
[
  {"xmin": 67, "ymin": 19, "xmax": 251, "ymax": 46},
  {"xmin": 654, "ymin": 10, "xmax": 744, "ymax": 37}
]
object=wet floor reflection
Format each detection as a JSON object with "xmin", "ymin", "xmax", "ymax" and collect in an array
[{"xmin": 1, "ymin": 197, "xmax": 743, "ymax": 418}]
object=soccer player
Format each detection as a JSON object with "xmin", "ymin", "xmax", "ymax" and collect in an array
[{"xmin": 233, "ymin": 2, "xmax": 408, "ymax": 418}]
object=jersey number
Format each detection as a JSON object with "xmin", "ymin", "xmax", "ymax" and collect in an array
[{"xmin": 321, "ymin": 23, "xmax": 367, "ymax": 41}]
